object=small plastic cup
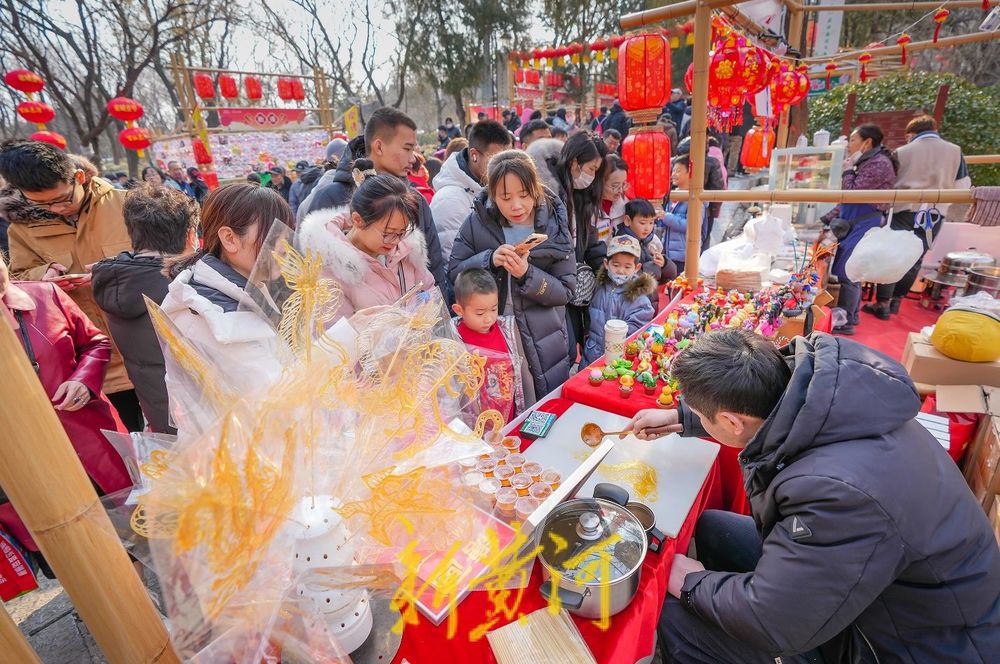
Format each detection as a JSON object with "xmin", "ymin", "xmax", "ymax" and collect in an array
[
  {"xmin": 462, "ymin": 470, "xmax": 485, "ymax": 489},
  {"xmin": 501, "ymin": 435, "xmax": 522, "ymax": 452},
  {"xmin": 458, "ymin": 456, "xmax": 479, "ymax": 471},
  {"xmin": 528, "ymin": 482, "xmax": 552, "ymax": 501},
  {"xmin": 495, "ymin": 487, "xmax": 518, "ymax": 518},
  {"xmin": 522, "ymin": 461, "xmax": 543, "ymax": 481},
  {"xmin": 478, "ymin": 477, "xmax": 501, "ymax": 506},
  {"xmin": 510, "ymin": 472, "xmax": 532, "ymax": 496},
  {"xmin": 506, "ymin": 453, "xmax": 526, "ymax": 473},
  {"xmin": 476, "ymin": 458, "xmax": 497, "ymax": 477},
  {"xmin": 515, "ymin": 496, "xmax": 539, "ymax": 522},
  {"xmin": 494, "ymin": 464, "xmax": 516, "ymax": 487},
  {"xmin": 540, "ymin": 469, "xmax": 562, "ymax": 490},
  {"xmin": 490, "ymin": 448, "xmax": 510, "ymax": 464}
]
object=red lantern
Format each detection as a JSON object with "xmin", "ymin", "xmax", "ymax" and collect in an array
[
  {"xmin": 684, "ymin": 63, "xmax": 694, "ymax": 94},
  {"xmin": 192, "ymin": 138, "xmax": 213, "ymax": 165},
  {"xmin": 244, "ymin": 76, "xmax": 263, "ymax": 101},
  {"xmin": 4, "ymin": 69, "xmax": 45, "ymax": 96},
  {"xmin": 769, "ymin": 61, "xmax": 808, "ymax": 116},
  {"xmin": 618, "ymin": 33, "xmax": 671, "ymax": 123},
  {"xmin": 896, "ymin": 34, "xmax": 911, "ymax": 65},
  {"xmin": 17, "ymin": 100, "xmax": 55, "ymax": 127},
  {"xmin": 791, "ymin": 66, "xmax": 811, "ymax": 106},
  {"xmin": 277, "ymin": 77, "xmax": 294, "ymax": 101},
  {"xmin": 621, "ymin": 128, "xmax": 672, "ymax": 200},
  {"xmin": 106, "ymin": 96, "xmax": 144, "ymax": 122},
  {"xmin": 933, "ymin": 9, "xmax": 949, "ymax": 43},
  {"xmin": 192, "ymin": 73, "xmax": 215, "ymax": 99},
  {"xmin": 824, "ymin": 61, "xmax": 838, "ymax": 90},
  {"xmin": 119, "ymin": 127, "xmax": 151, "ymax": 158},
  {"xmin": 30, "ymin": 130, "xmax": 66, "ymax": 150},
  {"xmin": 525, "ymin": 69, "xmax": 540, "ymax": 85},
  {"xmin": 514, "ymin": 68, "xmax": 525, "ymax": 84},
  {"xmin": 707, "ymin": 35, "xmax": 771, "ymax": 131},
  {"xmin": 290, "ymin": 78, "xmax": 305, "ymax": 101},
  {"xmin": 740, "ymin": 124, "xmax": 776, "ymax": 170},
  {"xmin": 858, "ymin": 52, "xmax": 872, "ymax": 82},
  {"xmin": 218, "ymin": 74, "xmax": 239, "ymax": 100}
]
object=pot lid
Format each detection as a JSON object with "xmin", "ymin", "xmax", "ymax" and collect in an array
[
  {"xmin": 537, "ymin": 498, "xmax": 646, "ymax": 584},
  {"xmin": 942, "ymin": 249, "xmax": 995, "ymax": 267}
]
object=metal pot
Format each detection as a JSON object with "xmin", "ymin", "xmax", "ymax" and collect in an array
[
  {"xmin": 966, "ymin": 266, "xmax": 1000, "ymax": 298},
  {"xmin": 937, "ymin": 249, "xmax": 996, "ymax": 287},
  {"xmin": 536, "ymin": 483, "xmax": 646, "ymax": 619},
  {"xmin": 626, "ymin": 501, "xmax": 665, "ymax": 554}
]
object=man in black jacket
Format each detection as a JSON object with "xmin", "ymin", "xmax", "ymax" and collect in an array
[
  {"xmin": 91, "ymin": 183, "xmax": 198, "ymax": 434},
  {"xmin": 627, "ymin": 329, "xmax": 1000, "ymax": 663},
  {"xmin": 295, "ymin": 108, "xmax": 447, "ymax": 290},
  {"xmin": 603, "ymin": 101, "xmax": 631, "ymax": 139}
]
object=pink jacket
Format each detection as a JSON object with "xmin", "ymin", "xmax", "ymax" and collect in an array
[{"xmin": 296, "ymin": 206, "xmax": 436, "ymax": 318}]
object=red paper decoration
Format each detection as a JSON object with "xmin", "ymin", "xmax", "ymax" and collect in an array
[
  {"xmin": 684, "ymin": 63, "xmax": 694, "ymax": 94},
  {"xmin": 192, "ymin": 73, "xmax": 215, "ymax": 99},
  {"xmin": 707, "ymin": 35, "xmax": 771, "ymax": 131},
  {"xmin": 514, "ymin": 68, "xmax": 525, "ymax": 84},
  {"xmin": 896, "ymin": 34, "xmax": 911, "ymax": 65},
  {"xmin": 244, "ymin": 76, "xmax": 263, "ymax": 100},
  {"xmin": 621, "ymin": 128, "xmax": 671, "ymax": 200},
  {"xmin": 218, "ymin": 74, "xmax": 239, "ymax": 100},
  {"xmin": 277, "ymin": 77, "xmax": 294, "ymax": 101},
  {"xmin": 192, "ymin": 138, "xmax": 213, "ymax": 165},
  {"xmin": 933, "ymin": 9, "xmax": 949, "ymax": 43},
  {"xmin": 824, "ymin": 61, "xmax": 838, "ymax": 90},
  {"xmin": 769, "ymin": 61, "xmax": 809, "ymax": 116},
  {"xmin": 791, "ymin": 66, "xmax": 811, "ymax": 106},
  {"xmin": 618, "ymin": 33, "xmax": 671, "ymax": 123},
  {"xmin": 544, "ymin": 72, "xmax": 564, "ymax": 88},
  {"xmin": 31, "ymin": 130, "xmax": 66, "ymax": 150},
  {"xmin": 119, "ymin": 126, "xmax": 151, "ymax": 151},
  {"xmin": 858, "ymin": 52, "xmax": 872, "ymax": 82},
  {"xmin": 289, "ymin": 78, "xmax": 305, "ymax": 101},
  {"xmin": 525, "ymin": 69, "xmax": 540, "ymax": 85},
  {"xmin": 17, "ymin": 101, "xmax": 55, "ymax": 126},
  {"xmin": 4, "ymin": 69, "xmax": 45, "ymax": 95},
  {"xmin": 740, "ymin": 124, "xmax": 776, "ymax": 170},
  {"xmin": 107, "ymin": 96, "xmax": 144, "ymax": 122}
]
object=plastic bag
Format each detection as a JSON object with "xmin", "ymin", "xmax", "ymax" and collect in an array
[
  {"xmin": 845, "ymin": 226, "xmax": 923, "ymax": 284},
  {"xmin": 949, "ymin": 291, "xmax": 1000, "ymax": 317},
  {"xmin": 831, "ymin": 307, "xmax": 848, "ymax": 329},
  {"xmin": 699, "ymin": 238, "xmax": 749, "ymax": 277}
]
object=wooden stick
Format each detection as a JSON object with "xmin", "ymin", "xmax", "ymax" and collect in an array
[
  {"xmin": 0, "ymin": 323, "xmax": 179, "ymax": 664},
  {"xmin": 1, "ymin": 601, "xmax": 41, "ymax": 664},
  {"xmin": 686, "ymin": 4, "xmax": 713, "ymax": 283},
  {"xmin": 803, "ymin": 1, "xmax": 997, "ymax": 12},
  {"xmin": 966, "ymin": 154, "xmax": 1000, "ymax": 165},
  {"xmin": 803, "ymin": 30, "xmax": 1000, "ymax": 64},
  {"xmin": 778, "ymin": 7, "xmax": 806, "ymax": 149},
  {"xmin": 620, "ymin": 0, "xmax": 747, "ymax": 28},
  {"xmin": 668, "ymin": 187, "xmax": 975, "ymax": 204}
]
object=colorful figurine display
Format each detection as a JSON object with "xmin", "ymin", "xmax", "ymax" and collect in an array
[{"xmin": 588, "ymin": 368, "xmax": 604, "ymax": 386}]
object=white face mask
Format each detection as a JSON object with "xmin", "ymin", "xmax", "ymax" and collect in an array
[
  {"xmin": 608, "ymin": 270, "xmax": 638, "ymax": 286},
  {"xmin": 573, "ymin": 170, "xmax": 595, "ymax": 190}
]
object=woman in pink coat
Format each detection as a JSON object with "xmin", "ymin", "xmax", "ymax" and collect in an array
[
  {"xmin": 296, "ymin": 159, "xmax": 436, "ymax": 317},
  {"xmin": 0, "ymin": 256, "xmax": 130, "ymax": 554}
]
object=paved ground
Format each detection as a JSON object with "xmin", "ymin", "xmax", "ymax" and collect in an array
[{"xmin": 7, "ymin": 576, "xmax": 107, "ymax": 663}]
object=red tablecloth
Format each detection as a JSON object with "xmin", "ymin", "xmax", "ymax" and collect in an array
[{"xmin": 393, "ymin": 398, "xmax": 718, "ymax": 664}]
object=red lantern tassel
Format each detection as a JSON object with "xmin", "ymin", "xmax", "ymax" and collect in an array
[
  {"xmin": 933, "ymin": 23, "xmax": 942, "ymax": 43},
  {"xmin": 984, "ymin": 0, "xmax": 990, "ymax": 11},
  {"xmin": 900, "ymin": 45, "xmax": 907, "ymax": 65},
  {"xmin": 860, "ymin": 63, "xmax": 868, "ymax": 82},
  {"xmin": 826, "ymin": 73, "xmax": 832, "ymax": 90}
]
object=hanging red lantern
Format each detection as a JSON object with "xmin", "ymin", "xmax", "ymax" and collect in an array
[
  {"xmin": 707, "ymin": 35, "xmax": 770, "ymax": 131},
  {"xmin": 107, "ymin": 96, "xmax": 144, "ymax": 122},
  {"xmin": 30, "ymin": 130, "xmax": 66, "ymax": 150},
  {"xmin": 591, "ymin": 39, "xmax": 607, "ymax": 63},
  {"xmin": 824, "ymin": 61, "xmax": 838, "ymax": 90},
  {"xmin": 621, "ymin": 127, "xmax": 671, "ymax": 200},
  {"xmin": 896, "ymin": 34, "xmax": 911, "ymax": 65},
  {"xmin": 192, "ymin": 73, "xmax": 215, "ymax": 99},
  {"xmin": 609, "ymin": 35, "xmax": 626, "ymax": 60},
  {"xmin": 684, "ymin": 63, "xmax": 694, "ymax": 94},
  {"xmin": 769, "ymin": 61, "xmax": 807, "ymax": 116},
  {"xmin": 4, "ymin": 69, "xmax": 45, "ymax": 96},
  {"xmin": 290, "ymin": 78, "xmax": 306, "ymax": 101},
  {"xmin": 119, "ymin": 126, "xmax": 151, "ymax": 158},
  {"xmin": 218, "ymin": 74, "xmax": 239, "ymax": 100},
  {"xmin": 514, "ymin": 68, "xmax": 525, "ymax": 84},
  {"xmin": 932, "ymin": 9, "xmax": 950, "ymax": 43},
  {"xmin": 276, "ymin": 78, "xmax": 294, "ymax": 101},
  {"xmin": 618, "ymin": 33, "xmax": 671, "ymax": 123},
  {"xmin": 17, "ymin": 100, "xmax": 55, "ymax": 127},
  {"xmin": 525, "ymin": 69, "xmax": 540, "ymax": 85},
  {"xmin": 858, "ymin": 52, "xmax": 872, "ymax": 82},
  {"xmin": 790, "ymin": 65, "xmax": 811, "ymax": 106},
  {"xmin": 983, "ymin": 0, "xmax": 990, "ymax": 10},
  {"xmin": 192, "ymin": 138, "xmax": 213, "ymax": 165},
  {"xmin": 244, "ymin": 76, "xmax": 263, "ymax": 101},
  {"xmin": 740, "ymin": 124, "xmax": 776, "ymax": 170}
]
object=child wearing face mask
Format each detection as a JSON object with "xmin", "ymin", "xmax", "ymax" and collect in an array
[{"xmin": 581, "ymin": 235, "xmax": 655, "ymax": 367}]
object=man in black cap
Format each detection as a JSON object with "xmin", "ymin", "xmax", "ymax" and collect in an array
[
  {"xmin": 268, "ymin": 165, "xmax": 292, "ymax": 201},
  {"xmin": 288, "ymin": 160, "xmax": 322, "ymax": 216}
]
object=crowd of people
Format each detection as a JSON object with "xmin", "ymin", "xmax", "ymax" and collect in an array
[{"xmin": 0, "ymin": 95, "xmax": 995, "ymax": 663}]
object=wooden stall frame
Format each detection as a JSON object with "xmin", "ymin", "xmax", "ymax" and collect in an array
[{"xmin": 1, "ymin": 601, "xmax": 42, "ymax": 664}]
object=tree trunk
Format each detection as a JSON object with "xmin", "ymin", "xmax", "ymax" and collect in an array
[
  {"xmin": 453, "ymin": 91, "xmax": 466, "ymax": 127},
  {"xmin": 126, "ymin": 149, "xmax": 139, "ymax": 178},
  {"xmin": 89, "ymin": 138, "xmax": 102, "ymax": 171}
]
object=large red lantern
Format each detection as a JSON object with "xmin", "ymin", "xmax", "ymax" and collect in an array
[
  {"xmin": 107, "ymin": 96, "xmax": 144, "ymax": 122},
  {"xmin": 790, "ymin": 66, "xmax": 810, "ymax": 106},
  {"xmin": 618, "ymin": 33, "xmax": 671, "ymax": 123},
  {"xmin": 218, "ymin": 74, "xmax": 239, "ymax": 100},
  {"xmin": 17, "ymin": 101, "xmax": 55, "ymax": 128},
  {"xmin": 277, "ymin": 77, "xmax": 294, "ymax": 101},
  {"xmin": 5, "ymin": 69, "xmax": 45, "ymax": 97},
  {"xmin": 707, "ymin": 35, "xmax": 771, "ymax": 131},
  {"xmin": 119, "ymin": 127, "xmax": 151, "ymax": 158},
  {"xmin": 192, "ymin": 138, "xmax": 213, "ymax": 165},
  {"xmin": 244, "ymin": 76, "xmax": 263, "ymax": 101},
  {"xmin": 31, "ymin": 130, "xmax": 66, "ymax": 150},
  {"xmin": 769, "ymin": 61, "xmax": 808, "ymax": 116},
  {"xmin": 192, "ymin": 72, "xmax": 215, "ymax": 99},
  {"xmin": 289, "ymin": 78, "xmax": 305, "ymax": 101},
  {"xmin": 525, "ymin": 69, "xmax": 540, "ymax": 85},
  {"xmin": 740, "ymin": 124, "xmax": 776, "ymax": 170},
  {"xmin": 621, "ymin": 128, "xmax": 672, "ymax": 200}
]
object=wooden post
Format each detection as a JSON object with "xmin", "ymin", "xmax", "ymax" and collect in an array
[
  {"xmin": 0, "ymin": 323, "xmax": 179, "ymax": 664},
  {"xmin": 685, "ymin": 2, "xmax": 713, "ymax": 283},
  {"xmin": 802, "ymin": 30, "xmax": 1000, "ymax": 64},
  {"xmin": 1, "ymin": 602, "xmax": 41, "ymax": 664},
  {"xmin": 778, "ymin": 5, "xmax": 805, "ymax": 149},
  {"xmin": 932, "ymin": 85, "xmax": 950, "ymax": 129}
]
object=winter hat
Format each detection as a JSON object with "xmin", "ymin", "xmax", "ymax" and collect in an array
[
  {"xmin": 607, "ymin": 235, "xmax": 641, "ymax": 260},
  {"xmin": 326, "ymin": 138, "xmax": 348, "ymax": 161}
]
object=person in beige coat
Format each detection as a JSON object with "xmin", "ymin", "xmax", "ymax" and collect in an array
[{"xmin": 0, "ymin": 139, "xmax": 141, "ymax": 430}]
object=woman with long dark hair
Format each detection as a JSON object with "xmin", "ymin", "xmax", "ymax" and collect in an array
[{"xmin": 821, "ymin": 124, "xmax": 899, "ymax": 335}]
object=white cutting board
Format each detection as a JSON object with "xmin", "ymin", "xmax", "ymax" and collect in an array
[{"xmin": 523, "ymin": 403, "xmax": 720, "ymax": 538}]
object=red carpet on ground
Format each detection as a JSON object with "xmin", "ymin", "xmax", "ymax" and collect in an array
[{"xmin": 834, "ymin": 295, "xmax": 941, "ymax": 361}]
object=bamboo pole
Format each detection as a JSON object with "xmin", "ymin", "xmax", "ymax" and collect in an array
[
  {"xmin": 686, "ymin": 3, "xmax": 713, "ymax": 283},
  {"xmin": 777, "ymin": 6, "xmax": 806, "ymax": 149},
  {"xmin": 620, "ymin": 0, "xmax": 748, "ymax": 28},
  {"xmin": 182, "ymin": 64, "xmax": 316, "ymax": 79},
  {"xmin": 802, "ymin": 1, "xmax": 997, "ymax": 11},
  {"xmin": 1, "ymin": 601, "xmax": 41, "ymax": 664},
  {"xmin": 802, "ymin": 30, "xmax": 1000, "ymax": 64},
  {"xmin": 0, "ymin": 323, "xmax": 179, "ymax": 664},
  {"xmin": 966, "ymin": 154, "xmax": 1000, "ymax": 165},
  {"xmin": 668, "ymin": 187, "xmax": 975, "ymax": 204}
]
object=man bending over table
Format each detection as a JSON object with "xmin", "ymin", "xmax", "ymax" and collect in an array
[{"xmin": 626, "ymin": 329, "xmax": 1000, "ymax": 663}]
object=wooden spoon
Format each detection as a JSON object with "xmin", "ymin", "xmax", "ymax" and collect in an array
[{"xmin": 581, "ymin": 422, "xmax": 629, "ymax": 447}]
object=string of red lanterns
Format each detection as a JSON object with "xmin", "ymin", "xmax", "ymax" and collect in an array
[
  {"xmin": 107, "ymin": 96, "xmax": 151, "ymax": 159},
  {"xmin": 4, "ymin": 68, "xmax": 68, "ymax": 150}
]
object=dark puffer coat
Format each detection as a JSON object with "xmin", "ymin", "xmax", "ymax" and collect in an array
[
  {"xmin": 679, "ymin": 334, "xmax": 1000, "ymax": 662},
  {"xmin": 448, "ymin": 190, "xmax": 575, "ymax": 398}
]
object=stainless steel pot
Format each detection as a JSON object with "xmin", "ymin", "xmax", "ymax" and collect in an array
[
  {"xmin": 966, "ymin": 266, "xmax": 1000, "ymax": 298},
  {"xmin": 536, "ymin": 484, "xmax": 645, "ymax": 619},
  {"xmin": 937, "ymin": 249, "xmax": 996, "ymax": 287}
]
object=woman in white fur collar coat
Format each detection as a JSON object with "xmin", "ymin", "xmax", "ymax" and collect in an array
[{"xmin": 296, "ymin": 165, "xmax": 435, "ymax": 318}]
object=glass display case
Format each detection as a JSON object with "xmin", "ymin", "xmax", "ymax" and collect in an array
[{"xmin": 768, "ymin": 145, "xmax": 846, "ymax": 227}]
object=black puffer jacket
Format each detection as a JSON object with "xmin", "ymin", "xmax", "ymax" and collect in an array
[
  {"xmin": 91, "ymin": 252, "xmax": 174, "ymax": 434},
  {"xmin": 448, "ymin": 190, "xmax": 575, "ymax": 397},
  {"xmin": 679, "ymin": 334, "xmax": 1000, "ymax": 662}
]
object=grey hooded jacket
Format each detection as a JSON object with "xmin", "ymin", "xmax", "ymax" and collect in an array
[{"xmin": 678, "ymin": 334, "xmax": 1000, "ymax": 662}]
